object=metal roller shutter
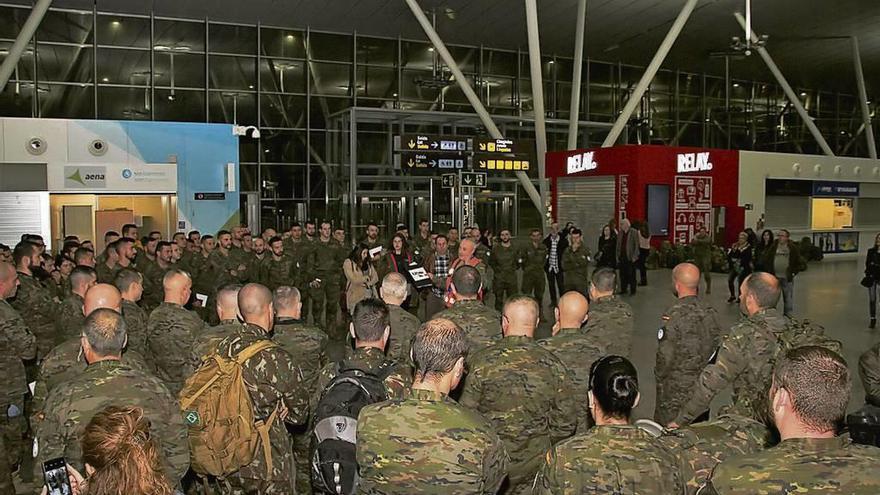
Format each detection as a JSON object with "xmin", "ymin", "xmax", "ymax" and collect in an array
[
  {"xmin": 557, "ymin": 176, "xmax": 616, "ymax": 251},
  {"xmin": 0, "ymin": 192, "xmax": 51, "ymax": 249}
]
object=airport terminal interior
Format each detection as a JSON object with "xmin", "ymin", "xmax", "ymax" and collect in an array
[{"xmin": 2, "ymin": 0, "xmax": 880, "ymax": 494}]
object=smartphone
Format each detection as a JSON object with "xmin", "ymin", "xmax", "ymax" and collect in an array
[{"xmin": 43, "ymin": 457, "xmax": 73, "ymax": 495}]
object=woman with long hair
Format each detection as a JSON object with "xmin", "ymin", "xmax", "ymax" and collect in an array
[
  {"xmin": 343, "ymin": 242, "xmax": 379, "ymax": 314},
  {"xmin": 865, "ymin": 233, "xmax": 880, "ymax": 328},
  {"xmin": 595, "ymin": 225, "xmax": 617, "ymax": 269},
  {"xmin": 381, "ymin": 233, "xmax": 414, "ymax": 309},
  {"xmin": 41, "ymin": 405, "xmax": 173, "ymax": 495},
  {"xmin": 726, "ymin": 231, "xmax": 753, "ymax": 303},
  {"xmin": 754, "ymin": 229, "xmax": 774, "ymax": 272}
]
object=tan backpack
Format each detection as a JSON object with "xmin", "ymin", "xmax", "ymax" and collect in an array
[{"xmin": 179, "ymin": 339, "xmax": 280, "ymax": 478}]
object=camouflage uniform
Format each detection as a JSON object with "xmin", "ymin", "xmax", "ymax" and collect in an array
[
  {"xmin": 11, "ymin": 271, "xmax": 57, "ymax": 357},
  {"xmin": 259, "ymin": 253, "xmax": 296, "ymax": 291},
  {"xmin": 434, "ymin": 299, "xmax": 502, "ymax": 354},
  {"xmin": 520, "ymin": 241, "xmax": 547, "ymax": 306},
  {"xmin": 210, "ymin": 249, "xmax": 247, "ymax": 288},
  {"xmin": 460, "ymin": 335, "xmax": 577, "ymax": 493},
  {"xmin": 673, "ymin": 308, "xmax": 789, "ymax": 426},
  {"xmin": 585, "ymin": 295, "xmax": 634, "ymax": 358},
  {"xmin": 141, "ymin": 261, "xmax": 171, "ymax": 311},
  {"xmin": 146, "ymin": 302, "xmax": 205, "ymax": 395},
  {"xmin": 860, "ymin": 341, "xmax": 880, "ymax": 406},
  {"xmin": 190, "ymin": 252, "xmax": 217, "ymax": 296},
  {"xmin": 55, "ymin": 292, "xmax": 86, "ymax": 346},
  {"xmin": 703, "ymin": 436, "xmax": 880, "ymax": 494},
  {"xmin": 654, "ymin": 295, "xmax": 724, "ymax": 425},
  {"xmin": 309, "ymin": 238, "xmax": 346, "ymax": 331},
  {"xmin": 489, "ymin": 243, "xmax": 520, "ymax": 311},
  {"xmin": 95, "ymin": 261, "xmax": 118, "ymax": 284},
  {"xmin": 0, "ymin": 299, "xmax": 36, "ymax": 480},
  {"xmin": 386, "ymin": 303, "xmax": 420, "ymax": 364},
  {"xmin": 248, "ymin": 253, "xmax": 268, "ymax": 283},
  {"xmin": 539, "ymin": 328, "xmax": 606, "ymax": 432},
  {"xmin": 32, "ymin": 359, "xmax": 190, "ymax": 485},
  {"xmin": 357, "ymin": 388, "xmax": 509, "ymax": 494},
  {"xmin": 534, "ymin": 424, "xmax": 684, "ymax": 495},
  {"xmin": 656, "ymin": 413, "xmax": 769, "ymax": 495},
  {"xmin": 410, "ymin": 233, "xmax": 433, "ymax": 261},
  {"xmin": 214, "ymin": 322, "xmax": 310, "ymax": 494},
  {"xmin": 282, "ymin": 238, "xmax": 314, "ymax": 322},
  {"xmin": 561, "ymin": 244, "xmax": 591, "ymax": 296},
  {"xmin": 121, "ymin": 298, "xmax": 149, "ymax": 355},
  {"xmin": 190, "ymin": 319, "xmax": 242, "ymax": 363}
]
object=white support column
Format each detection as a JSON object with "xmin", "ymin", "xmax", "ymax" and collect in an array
[
  {"xmin": 852, "ymin": 36, "xmax": 877, "ymax": 159},
  {"xmin": 602, "ymin": 0, "xmax": 699, "ymax": 147},
  {"xmin": 567, "ymin": 0, "xmax": 587, "ymax": 150},
  {"xmin": 735, "ymin": 13, "xmax": 834, "ymax": 156},
  {"xmin": 0, "ymin": 0, "xmax": 53, "ymax": 92},
  {"xmin": 403, "ymin": 0, "xmax": 546, "ymax": 219},
  {"xmin": 525, "ymin": 0, "xmax": 550, "ymax": 225}
]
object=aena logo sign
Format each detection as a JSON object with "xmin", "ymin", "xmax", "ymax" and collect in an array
[
  {"xmin": 567, "ymin": 151, "xmax": 598, "ymax": 174},
  {"xmin": 677, "ymin": 152, "xmax": 713, "ymax": 173},
  {"xmin": 64, "ymin": 166, "xmax": 107, "ymax": 188}
]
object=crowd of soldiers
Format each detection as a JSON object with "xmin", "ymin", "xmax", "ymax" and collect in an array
[{"xmin": 1, "ymin": 218, "xmax": 880, "ymax": 495}]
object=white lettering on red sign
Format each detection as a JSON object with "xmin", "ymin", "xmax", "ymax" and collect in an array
[
  {"xmin": 567, "ymin": 151, "xmax": 598, "ymax": 174},
  {"xmin": 677, "ymin": 152, "xmax": 713, "ymax": 173}
]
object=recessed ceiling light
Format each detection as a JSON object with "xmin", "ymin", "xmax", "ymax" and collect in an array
[
  {"xmin": 732, "ymin": 83, "xmax": 740, "ymax": 88},
  {"xmin": 428, "ymin": 47, "xmax": 434, "ymax": 52},
  {"xmin": 286, "ymin": 34, "xmax": 295, "ymax": 41},
  {"xmin": 548, "ymin": 60, "xmax": 555, "ymax": 64},
  {"xmin": 248, "ymin": 85, "xmax": 254, "ymax": 89},
  {"xmin": 111, "ymin": 20, "xmax": 121, "ymax": 27},
  {"xmin": 102, "ymin": 77, "xmax": 109, "ymax": 82},
  {"xmin": 800, "ymin": 91, "xmax": 807, "ymax": 97}
]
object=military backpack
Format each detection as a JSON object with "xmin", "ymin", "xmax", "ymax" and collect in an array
[{"xmin": 178, "ymin": 339, "xmax": 279, "ymax": 478}]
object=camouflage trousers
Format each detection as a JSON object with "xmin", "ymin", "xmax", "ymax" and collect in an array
[
  {"xmin": 310, "ymin": 278, "xmax": 341, "ymax": 335},
  {"xmin": 0, "ymin": 408, "xmax": 26, "ymax": 493},
  {"xmin": 292, "ymin": 431, "xmax": 312, "ymax": 495},
  {"xmin": 520, "ymin": 270, "xmax": 545, "ymax": 308},
  {"xmin": 0, "ymin": 433, "xmax": 12, "ymax": 495},
  {"xmin": 493, "ymin": 276, "xmax": 519, "ymax": 311}
]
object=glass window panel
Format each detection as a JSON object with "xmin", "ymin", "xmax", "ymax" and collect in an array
[
  {"xmin": 209, "ymin": 24, "xmax": 256, "ymax": 55},
  {"xmin": 96, "ymin": 15, "xmax": 149, "ymax": 48},
  {"xmin": 401, "ymin": 41, "xmax": 433, "ymax": 70},
  {"xmin": 260, "ymin": 93, "xmax": 306, "ymax": 128},
  {"xmin": 310, "ymin": 62, "xmax": 352, "ymax": 96},
  {"xmin": 209, "ymin": 91, "xmax": 256, "ymax": 124},
  {"xmin": 37, "ymin": 10, "xmax": 93, "ymax": 44},
  {"xmin": 0, "ymin": 82, "xmax": 34, "ymax": 117},
  {"xmin": 0, "ymin": 41, "xmax": 36, "ymax": 80},
  {"xmin": 589, "ymin": 84, "xmax": 614, "ymax": 116},
  {"xmin": 40, "ymin": 83, "xmax": 94, "ymax": 119},
  {"xmin": 356, "ymin": 65, "xmax": 396, "ymax": 99},
  {"xmin": 96, "ymin": 48, "xmax": 150, "ymax": 86},
  {"xmin": 240, "ymin": 163, "xmax": 258, "ymax": 192},
  {"xmin": 309, "ymin": 32, "xmax": 351, "ymax": 62},
  {"xmin": 155, "ymin": 51, "xmax": 205, "ymax": 88},
  {"xmin": 261, "ymin": 199, "xmax": 309, "ymax": 230},
  {"xmin": 261, "ymin": 130, "xmax": 307, "ymax": 163},
  {"xmin": 260, "ymin": 59, "xmax": 306, "ymax": 94},
  {"xmin": 401, "ymin": 69, "xmax": 441, "ymax": 102},
  {"xmin": 239, "ymin": 138, "xmax": 259, "ymax": 162},
  {"xmin": 589, "ymin": 61, "xmax": 614, "ymax": 86},
  {"xmin": 309, "ymin": 130, "xmax": 329, "ymax": 165},
  {"xmin": 483, "ymin": 49, "xmax": 517, "ymax": 77},
  {"xmin": 260, "ymin": 28, "xmax": 305, "ymax": 58},
  {"xmin": 37, "ymin": 44, "xmax": 93, "ymax": 83},
  {"xmin": 154, "ymin": 89, "xmax": 205, "ymax": 122},
  {"xmin": 98, "ymin": 86, "xmax": 151, "ymax": 120},
  {"xmin": 310, "ymin": 167, "xmax": 326, "ymax": 200},
  {"xmin": 448, "ymin": 45, "xmax": 477, "ymax": 73},
  {"xmin": 154, "ymin": 19, "xmax": 205, "ymax": 52},
  {"xmin": 209, "ymin": 55, "xmax": 256, "ymax": 90},
  {"xmin": 356, "ymin": 36, "xmax": 396, "ymax": 66},
  {"xmin": 356, "ymin": 132, "xmax": 388, "ymax": 164},
  {"xmin": 0, "ymin": 6, "xmax": 27, "ymax": 39},
  {"xmin": 678, "ymin": 72, "xmax": 701, "ymax": 96},
  {"xmin": 260, "ymin": 165, "xmax": 307, "ymax": 199}
]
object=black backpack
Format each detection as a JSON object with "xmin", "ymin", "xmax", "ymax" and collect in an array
[{"xmin": 311, "ymin": 360, "xmax": 395, "ymax": 495}]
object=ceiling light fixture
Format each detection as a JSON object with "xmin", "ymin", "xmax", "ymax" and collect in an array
[
  {"xmin": 102, "ymin": 77, "xmax": 109, "ymax": 82},
  {"xmin": 732, "ymin": 82, "xmax": 740, "ymax": 87},
  {"xmin": 286, "ymin": 34, "xmax": 295, "ymax": 41},
  {"xmin": 428, "ymin": 47, "xmax": 434, "ymax": 52},
  {"xmin": 111, "ymin": 20, "xmax": 121, "ymax": 27}
]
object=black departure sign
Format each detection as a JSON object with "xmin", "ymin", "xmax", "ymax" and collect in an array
[
  {"xmin": 401, "ymin": 134, "xmax": 470, "ymax": 153},
  {"xmin": 461, "ymin": 172, "xmax": 487, "ymax": 187},
  {"xmin": 476, "ymin": 138, "xmax": 516, "ymax": 154},
  {"xmin": 402, "ymin": 152, "xmax": 467, "ymax": 170}
]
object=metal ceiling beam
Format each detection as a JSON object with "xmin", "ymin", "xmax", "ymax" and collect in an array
[
  {"xmin": 852, "ymin": 36, "xmax": 877, "ymax": 159},
  {"xmin": 567, "ymin": 0, "xmax": 587, "ymax": 150},
  {"xmin": 524, "ymin": 0, "xmax": 550, "ymax": 227},
  {"xmin": 0, "ymin": 0, "xmax": 53, "ymax": 92},
  {"xmin": 602, "ymin": 0, "xmax": 699, "ymax": 147},
  {"xmin": 735, "ymin": 13, "xmax": 834, "ymax": 156},
  {"xmin": 403, "ymin": 0, "xmax": 547, "ymax": 221}
]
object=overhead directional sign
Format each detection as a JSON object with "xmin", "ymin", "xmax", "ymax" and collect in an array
[
  {"xmin": 401, "ymin": 134, "xmax": 471, "ymax": 153},
  {"xmin": 441, "ymin": 174, "xmax": 456, "ymax": 188},
  {"xmin": 461, "ymin": 171, "xmax": 487, "ymax": 188},
  {"xmin": 476, "ymin": 157, "xmax": 530, "ymax": 172},
  {"xmin": 476, "ymin": 138, "xmax": 516, "ymax": 154},
  {"xmin": 402, "ymin": 152, "xmax": 466, "ymax": 170}
]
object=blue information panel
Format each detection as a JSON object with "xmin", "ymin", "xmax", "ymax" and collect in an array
[{"xmin": 812, "ymin": 181, "xmax": 859, "ymax": 197}]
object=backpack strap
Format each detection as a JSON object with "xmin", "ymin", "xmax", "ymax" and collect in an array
[
  {"xmin": 254, "ymin": 403, "xmax": 280, "ymax": 479},
  {"xmin": 235, "ymin": 339, "xmax": 278, "ymax": 364}
]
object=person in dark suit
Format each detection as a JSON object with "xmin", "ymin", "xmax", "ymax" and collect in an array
[
  {"xmin": 543, "ymin": 222, "xmax": 569, "ymax": 308},
  {"xmin": 616, "ymin": 218, "xmax": 640, "ymax": 295}
]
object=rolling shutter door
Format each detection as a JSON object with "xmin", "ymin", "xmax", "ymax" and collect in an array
[
  {"xmin": 557, "ymin": 176, "xmax": 616, "ymax": 250},
  {"xmin": 0, "ymin": 192, "xmax": 51, "ymax": 249}
]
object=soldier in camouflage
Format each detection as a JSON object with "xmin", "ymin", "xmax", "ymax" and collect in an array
[
  {"xmin": 94, "ymin": 239, "xmax": 119, "ymax": 284},
  {"xmin": 0, "ymin": 262, "xmax": 36, "ymax": 489},
  {"xmin": 190, "ymin": 234, "xmax": 218, "ymax": 300},
  {"xmin": 586, "ymin": 268, "xmax": 635, "ymax": 358},
  {"xmin": 561, "ymin": 229, "xmax": 591, "ymax": 296},
  {"xmin": 146, "ymin": 269, "xmax": 205, "ymax": 395},
  {"xmin": 357, "ymin": 317, "xmax": 509, "ymax": 494},
  {"xmin": 539, "ymin": 291, "xmax": 603, "ymax": 432},
  {"xmin": 860, "ymin": 340, "xmax": 880, "ymax": 407},
  {"xmin": 32, "ymin": 309, "xmax": 190, "ymax": 487},
  {"xmin": 141, "ymin": 240, "xmax": 175, "ymax": 311},
  {"xmin": 460, "ymin": 295, "xmax": 576, "ymax": 493},
  {"xmin": 249, "ymin": 236, "xmax": 269, "ymax": 281},
  {"xmin": 214, "ymin": 283, "xmax": 310, "ymax": 494},
  {"xmin": 434, "ymin": 265, "xmax": 502, "ymax": 353},
  {"xmin": 260, "ymin": 236, "xmax": 296, "ymax": 291},
  {"xmin": 702, "ymin": 346, "xmax": 880, "ymax": 494},
  {"xmin": 520, "ymin": 228, "xmax": 548, "ymax": 313},
  {"xmin": 309, "ymin": 221, "xmax": 346, "ymax": 332},
  {"xmin": 534, "ymin": 355, "xmax": 684, "ymax": 495},
  {"xmin": 55, "ymin": 265, "xmax": 97, "ymax": 346},
  {"xmin": 672, "ymin": 273, "xmax": 791, "ymax": 427},
  {"xmin": 489, "ymin": 229, "xmax": 520, "ymax": 312},
  {"xmin": 210, "ymin": 230, "xmax": 249, "ymax": 288},
  {"xmin": 191, "ymin": 284, "xmax": 243, "ymax": 362},
  {"xmin": 282, "ymin": 223, "xmax": 314, "ymax": 323},
  {"xmin": 380, "ymin": 272, "xmax": 421, "ymax": 364},
  {"xmin": 11, "ymin": 241, "xmax": 58, "ymax": 358},
  {"xmin": 114, "ymin": 268, "xmax": 149, "ymax": 355},
  {"xmin": 655, "ymin": 263, "xmax": 724, "ymax": 425}
]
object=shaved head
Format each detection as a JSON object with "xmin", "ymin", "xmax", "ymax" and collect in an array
[
  {"xmin": 238, "ymin": 283, "xmax": 273, "ymax": 323},
  {"xmin": 381, "ymin": 272, "xmax": 409, "ymax": 302},
  {"xmin": 216, "ymin": 284, "xmax": 242, "ymax": 320},
  {"xmin": 84, "ymin": 283, "xmax": 122, "ymax": 315},
  {"xmin": 502, "ymin": 296, "xmax": 539, "ymax": 337},
  {"xmin": 163, "ymin": 269, "xmax": 191, "ymax": 291},
  {"xmin": 557, "ymin": 291, "xmax": 589, "ymax": 330},
  {"xmin": 673, "ymin": 262, "xmax": 700, "ymax": 290}
]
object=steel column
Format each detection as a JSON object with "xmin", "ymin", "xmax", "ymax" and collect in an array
[
  {"xmin": 0, "ymin": 0, "xmax": 53, "ymax": 92},
  {"xmin": 567, "ymin": 0, "xmax": 587, "ymax": 151},
  {"xmin": 402, "ymin": 0, "xmax": 546, "ymax": 220},
  {"xmin": 602, "ymin": 0, "xmax": 699, "ymax": 147},
  {"xmin": 524, "ymin": 0, "xmax": 550, "ymax": 225},
  {"xmin": 852, "ymin": 36, "xmax": 877, "ymax": 159},
  {"xmin": 734, "ymin": 13, "xmax": 834, "ymax": 156}
]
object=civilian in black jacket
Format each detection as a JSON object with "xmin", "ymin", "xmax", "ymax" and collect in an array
[
  {"xmin": 543, "ymin": 222, "xmax": 569, "ymax": 308},
  {"xmin": 726, "ymin": 231, "xmax": 753, "ymax": 303},
  {"xmin": 865, "ymin": 233, "xmax": 880, "ymax": 328}
]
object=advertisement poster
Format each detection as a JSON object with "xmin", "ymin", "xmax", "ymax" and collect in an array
[
  {"xmin": 618, "ymin": 175, "xmax": 629, "ymax": 219},
  {"xmin": 673, "ymin": 176, "xmax": 712, "ymax": 244},
  {"xmin": 813, "ymin": 231, "xmax": 858, "ymax": 254}
]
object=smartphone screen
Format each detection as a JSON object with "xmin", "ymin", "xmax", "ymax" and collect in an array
[{"xmin": 43, "ymin": 457, "xmax": 72, "ymax": 495}]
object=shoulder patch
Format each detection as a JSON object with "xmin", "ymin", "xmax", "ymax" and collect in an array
[{"xmin": 657, "ymin": 328, "xmax": 665, "ymax": 340}]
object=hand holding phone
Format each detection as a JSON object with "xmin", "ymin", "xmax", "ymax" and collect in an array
[{"xmin": 42, "ymin": 458, "xmax": 84, "ymax": 495}]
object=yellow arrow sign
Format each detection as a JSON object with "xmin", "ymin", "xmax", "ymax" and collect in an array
[
  {"xmin": 408, "ymin": 140, "xmax": 415, "ymax": 149},
  {"xmin": 407, "ymin": 159, "xmax": 414, "ymax": 167},
  {"xmin": 479, "ymin": 142, "xmax": 486, "ymax": 151}
]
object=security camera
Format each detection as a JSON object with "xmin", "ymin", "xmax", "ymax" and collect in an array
[{"xmin": 232, "ymin": 125, "xmax": 260, "ymax": 139}]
